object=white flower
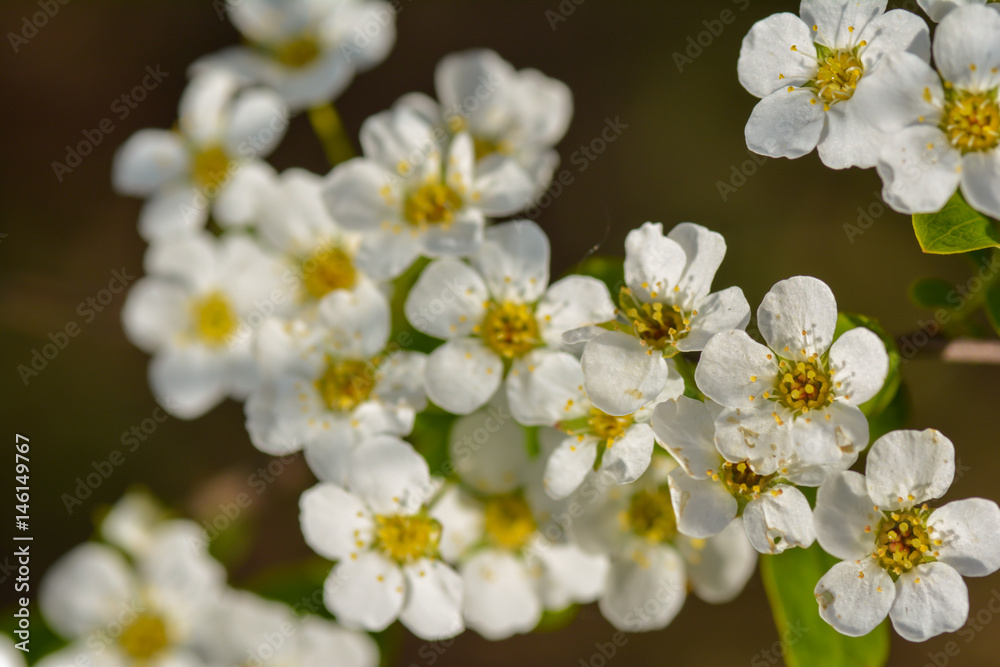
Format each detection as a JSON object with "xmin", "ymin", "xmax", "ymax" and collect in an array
[
  {"xmin": 654, "ymin": 396, "xmax": 818, "ymax": 554},
  {"xmin": 737, "ymin": 0, "xmax": 929, "ymax": 168},
  {"xmin": 322, "ymin": 107, "xmax": 536, "ymax": 277},
  {"xmin": 578, "ymin": 222, "xmax": 750, "ymax": 416},
  {"xmin": 201, "ymin": 589, "xmax": 379, "ymax": 666},
  {"xmin": 38, "ymin": 522, "xmax": 224, "ymax": 667},
  {"xmin": 856, "ymin": 6, "xmax": 1000, "ymax": 218},
  {"xmin": 121, "ymin": 230, "xmax": 286, "ymax": 419},
  {"xmin": 568, "ymin": 458, "xmax": 757, "ymax": 632},
  {"xmin": 431, "ymin": 406, "xmax": 608, "ymax": 640},
  {"xmin": 813, "ymin": 429, "xmax": 1000, "ymax": 641},
  {"xmin": 0, "ymin": 637, "xmax": 24, "ymax": 667},
  {"xmin": 404, "ymin": 219, "xmax": 615, "ymax": 415},
  {"xmin": 112, "ymin": 69, "xmax": 287, "ymax": 240},
  {"xmin": 916, "ymin": 0, "xmax": 998, "ymax": 22},
  {"xmin": 396, "ymin": 49, "xmax": 572, "ymax": 199},
  {"xmin": 299, "ymin": 437, "xmax": 464, "ymax": 640},
  {"xmin": 245, "ymin": 283, "xmax": 425, "ymax": 484},
  {"xmin": 506, "ymin": 350, "xmax": 685, "ymax": 499},
  {"xmin": 99, "ymin": 491, "xmax": 168, "ymax": 560},
  {"xmin": 193, "ymin": 0, "xmax": 396, "ymax": 112},
  {"xmin": 694, "ymin": 276, "xmax": 888, "ymax": 475}
]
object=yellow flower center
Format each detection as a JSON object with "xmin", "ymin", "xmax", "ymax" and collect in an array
[
  {"xmin": 190, "ymin": 145, "xmax": 231, "ymax": 191},
  {"xmin": 315, "ymin": 358, "xmax": 375, "ymax": 412},
  {"xmin": 480, "ymin": 301, "xmax": 540, "ymax": 359},
  {"xmin": 943, "ymin": 91, "xmax": 1000, "ymax": 153},
  {"xmin": 625, "ymin": 486, "xmax": 677, "ymax": 543},
  {"xmin": 484, "ymin": 493, "xmax": 537, "ymax": 551},
  {"xmin": 119, "ymin": 613, "xmax": 169, "ymax": 660},
  {"xmin": 403, "ymin": 182, "xmax": 463, "ymax": 227},
  {"xmin": 721, "ymin": 460, "xmax": 772, "ymax": 498},
  {"xmin": 472, "ymin": 136, "xmax": 512, "ymax": 161},
  {"xmin": 374, "ymin": 514, "xmax": 441, "ymax": 564},
  {"xmin": 301, "ymin": 247, "xmax": 357, "ymax": 299},
  {"xmin": 813, "ymin": 50, "xmax": 864, "ymax": 104},
  {"xmin": 619, "ymin": 287, "xmax": 689, "ymax": 353},
  {"xmin": 192, "ymin": 292, "xmax": 236, "ymax": 345},
  {"xmin": 776, "ymin": 360, "xmax": 832, "ymax": 412},
  {"xmin": 588, "ymin": 407, "xmax": 633, "ymax": 443},
  {"xmin": 874, "ymin": 509, "xmax": 934, "ymax": 578},
  {"xmin": 273, "ymin": 34, "xmax": 321, "ymax": 68}
]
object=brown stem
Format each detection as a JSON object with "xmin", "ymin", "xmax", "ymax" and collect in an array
[{"xmin": 896, "ymin": 335, "xmax": 1000, "ymax": 365}]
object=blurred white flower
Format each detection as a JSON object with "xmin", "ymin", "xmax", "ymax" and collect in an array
[
  {"xmin": 404, "ymin": 219, "xmax": 614, "ymax": 415},
  {"xmin": 122, "ymin": 230, "xmax": 287, "ymax": 419},
  {"xmin": 737, "ymin": 0, "xmax": 929, "ymax": 168},
  {"xmin": 194, "ymin": 0, "xmax": 396, "ymax": 112},
  {"xmin": 814, "ymin": 429, "xmax": 1000, "ymax": 641},
  {"xmin": 397, "ymin": 49, "xmax": 572, "ymax": 199},
  {"xmin": 695, "ymin": 276, "xmax": 888, "ymax": 477},
  {"xmin": 577, "ymin": 222, "xmax": 750, "ymax": 417},
  {"xmin": 112, "ymin": 69, "xmax": 287, "ymax": 240},
  {"xmin": 299, "ymin": 437, "xmax": 464, "ymax": 640},
  {"xmin": 916, "ymin": 0, "xmax": 997, "ymax": 22}
]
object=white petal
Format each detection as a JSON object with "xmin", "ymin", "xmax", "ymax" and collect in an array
[
  {"xmin": 668, "ymin": 467, "xmax": 737, "ymax": 539},
  {"xmin": 960, "ymin": 150, "xmax": 1000, "ymax": 220},
  {"xmin": 742, "ymin": 484, "xmax": 815, "ymax": 554},
  {"xmin": 800, "ymin": 0, "xmax": 887, "ymax": 48},
  {"xmin": 138, "ymin": 185, "xmax": 207, "ymax": 241},
  {"xmin": 623, "ymin": 222, "xmax": 686, "ymax": 302},
  {"xmin": 355, "ymin": 228, "xmax": 423, "ymax": 281},
  {"xmin": 678, "ymin": 286, "xmax": 752, "ymax": 352},
  {"xmin": 814, "ymin": 471, "xmax": 881, "ymax": 561},
  {"xmin": 302, "ymin": 423, "xmax": 356, "ymax": 486},
  {"xmin": 429, "ymin": 485, "xmax": 484, "ymax": 563},
  {"xmin": 599, "ymin": 545, "xmax": 687, "ymax": 632},
  {"xmin": 420, "ymin": 211, "xmax": 485, "ymax": 257},
  {"xmin": 449, "ymin": 400, "xmax": 528, "ymax": 494},
  {"xmin": 852, "ymin": 52, "xmax": 943, "ymax": 134},
  {"xmin": 359, "ymin": 107, "xmax": 438, "ymax": 170},
  {"xmin": 404, "ymin": 259, "xmax": 488, "ymax": 339},
  {"xmin": 120, "ymin": 279, "xmax": 188, "ymax": 352},
  {"xmin": 295, "ymin": 617, "xmax": 379, "ymax": 667},
  {"xmin": 40, "ymin": 544, "xmax": 135, "ymax": 637},
  {"xmin": 694, "ymin": 329, "xmax": 778, "ymax": 410},
  {"xmin": 399, "ymin": 560, "xmax": 464, "ymax": 640},
  {"xmin": 506, "ymin": 350, "xmax": 587, "ymax": 427},
  {"xmin": 299, "ymin": 484, "xmax": 373, "ymax": 561},
  {"xmin": 790, "ymin": 400, "xmax": 870, "ymax": 466},
  {"xmin": 581, "ymin": 331, "xmax": 669, "ymax": 416},
  {"xmin": 601, "ymin": 423, "xmax": 655, "ymax": 485},
  {"xmin": 817, "ymin": 96, "xmax": 887, "ymax": 170},
  {"xmin": 224, "ymin": 88, "xmax": 288, "ymax": 157},
  {"xmin": 349, "ymin": 436, "xmax": 431, "ymax": 514},
  {"xmin": 149, "ymin": 346, "xmax": 228, "ymax": 419},
  {"xmin": 928, "ymin": 498, "xmax": 1000, "ymax": 577},
  {"xmin": 179, "ymin": 69, "xmax": 239, "ymax": 146},
  {"xmin": 815, "ymin": 557, "xmax": 895, "ymax": 637},
  {"xmin": 866, "ymin": 429, "xmax": 955, "ymax": 509},
  {"xmin": 544, "ymin": 435, "xmax": 599, "ymax": 500},
  {"xmin": 933, "ymin": 5, "xmax": 1000, "ymax": 91},
  {"xmin": 212, "ymin": 160, "xmax": 277, "ymax": 228},
  {"xmin": 667, "ymin": 222, "xmax": 727, "ymax": 306},
  {"xmin": 435, "ymin": 49, "xmax": 513, "ymax": 125},
  {"xmin": 856, "ymin": 9, "xmax": 931, "ymax": 68},
  {"xmin": 534, "ymin": 544, "xmax": 609, "ymax": 609},
  {"xmin": 471, "ymin": 219, "xmax": 549, "ymax": 303},
  {"xmin": 758, "ymin": 276, "xmax": 838, "ymax": 358},
  {"xmin": 325, "ymin": 553, "xmax": 404, "ymax": 632},
  {"xmin": 737, "ymin": 13, "xmax": 817, "ymax": 97},
  {"xmin": 470, "ymin": 154, "xmax": 535, "ymax": 216},
  {"xmin": 112, "ymin": 129, "xmax": 189, "ymax": 196},
  {"xmin": 829, "ymin": 327, "xmax": 889, "ymax": 405},
  {"xmin": 652, "ymin": 396, "xmax": 722, "ymax": 479},
  {"xmin": 424, "ymin": 339, "xmax": 502, "ymax": 415},
  {"xmin": 745, "ymin": 89, "xmax": 825, "ymax": 159},
  {"xmin": 535, "ymin": 275, "xmax": 616, "ymax": 348},
  {"xmin": 461, "ymin": 550, "xmax": 540, "ymax": 640},
  {"xmin": 681, "ymin": 517, "xmax": 757, "ymax": 604},
  {"xmin": 714, "ymin": 406, "xmax": 793, "ymax": 476},
  {"xmin": 877, "ymin": 125, "xmax": 961, "ymax": 214},
  {"xmin": 322, "ymin": 159, "xmax": 398, "ymax": 234},
  {"xmin": 316, "ymin": 280, "xmax": 390, "ymax": 358},
  {"xmin": 890, "ymin": 563, "xmax": 969, "ymax": 642}
]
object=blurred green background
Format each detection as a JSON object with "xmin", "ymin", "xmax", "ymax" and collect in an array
[{"xmin": 3, "ymin": 0, "xmax": 999, "ymax": 664}]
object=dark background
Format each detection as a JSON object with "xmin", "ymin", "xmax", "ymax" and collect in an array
[{"xmin": 2, "ymin": 0, "xmax": 999, "ymax": 664}]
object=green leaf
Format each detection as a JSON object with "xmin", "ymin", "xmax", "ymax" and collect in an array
[
  {"xmin": 833, "ymin": 313, "xmax": 901, "ymax": 419},
  {"xmin": 242, "ymin": 556, "xmax": 334, "ymax": 616},
  {"xmin": 865, "ymin": 383, "xmax": 910, "ymax": 445},
  {"xmin": 912, "ymin": 191, "xmax": 1000, "ymax": 255},
  {"xmin": 985, "ymin": 284, "xmax": 1000, "ymax": 336},
  {"xmin": 908, "ymin": 277, "xmax": 957, "ymax": 310},
  {"xmin": 759, "ymin": 544, "xmax": 890, "ymax": 667},
  {"xmin": 410, "ymin": 409, "xmax": 457, "ymax": 476}
]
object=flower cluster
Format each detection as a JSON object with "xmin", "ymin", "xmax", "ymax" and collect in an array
[
  {"xmin": 739, "ymin": 0, "xmax": 1000, "ymax": 219},
  {"xmin": 75, "ymin": 0, "xmax": 1000, "ymax": 661}
]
